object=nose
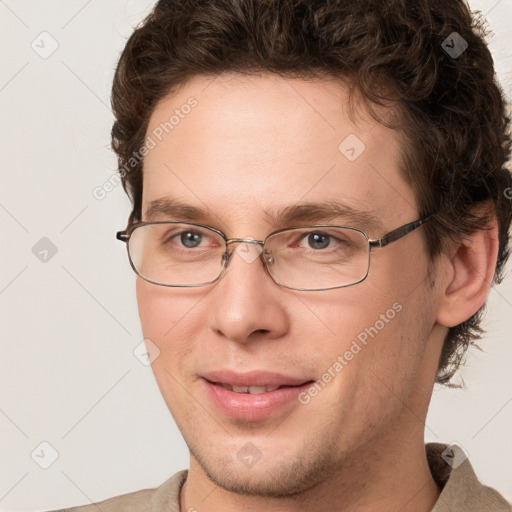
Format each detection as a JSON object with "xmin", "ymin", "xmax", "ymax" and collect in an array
[{"xmin": 208, "ymin": 240, "xmax": 289, "ymax": 345}]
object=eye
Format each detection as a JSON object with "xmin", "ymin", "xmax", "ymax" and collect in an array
[
  {"xmin": 303, "ymin": 232, "xmax": 331, "ymax": 250},
  {"xmin": 177, "ymin": 230, "xmax": 203, "ymax": 248},
  {"xmin": 298, "ymin": 231, "xmax": 347, "ymax": 251},
  {"xmin": 160, "ymin": 227, "xmax": 216, "ymax": 250}
]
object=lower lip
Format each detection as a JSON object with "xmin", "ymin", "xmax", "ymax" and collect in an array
[{"xmin": 202, "ymin": 379, "xmax": 313, "ymax": 421}]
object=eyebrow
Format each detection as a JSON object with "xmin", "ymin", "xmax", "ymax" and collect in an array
[{"xmin": 144, "ymin": 197, "xmax": 384, "ymax": 233}]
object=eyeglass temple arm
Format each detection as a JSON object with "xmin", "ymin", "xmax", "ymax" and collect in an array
[
  {"xmin": 369, "ymin": 216, "xmax": 431, "ymax": 250},
  {"xmin": 116, "ymin": 231, "xmax": 129, "ymax": 242}
]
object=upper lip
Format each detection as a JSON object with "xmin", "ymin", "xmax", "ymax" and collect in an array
[{"xmin": 202, "ymin": 369, "xmax": 313, "ymax": 388}]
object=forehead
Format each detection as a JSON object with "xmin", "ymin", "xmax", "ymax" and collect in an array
[{"xmin": 142, "ymin": 73, "xmax": 417, "ymax": 233}]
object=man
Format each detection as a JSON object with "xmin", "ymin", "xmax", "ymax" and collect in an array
[{"xmin": 50, "ymin": 0, "xmax": 512, "ymax": 510}]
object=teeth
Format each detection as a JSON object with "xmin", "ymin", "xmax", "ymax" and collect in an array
[
  {"xmin": 248, "ymin": 386, "xmax": 268, "ymax": 394},
  {"xmin": 221, "ymin": 384, "xmax": 281, "ymax": 394}
]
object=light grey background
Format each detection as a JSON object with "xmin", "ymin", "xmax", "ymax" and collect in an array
[{"xmin": 0, "ymin": 1, "xmax": 510, "ymax": 511}]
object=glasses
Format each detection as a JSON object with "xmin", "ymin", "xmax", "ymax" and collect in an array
[{"xmin": 116, "ymin": 217, "xmax": 431, "ymax": 291}]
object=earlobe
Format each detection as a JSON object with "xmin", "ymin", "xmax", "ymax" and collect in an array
[{"xmin": 436, "ymin": 216, "xmax": 499, "ymax": 328}]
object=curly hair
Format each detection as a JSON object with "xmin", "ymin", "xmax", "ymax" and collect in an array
[{"xmin": 110, "ymin": 0, "xmax": 512, "ymax": 384}]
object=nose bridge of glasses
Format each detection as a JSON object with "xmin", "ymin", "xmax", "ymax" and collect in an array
[
  {"xmin": 223, "ymin": 238, "xmax": 274, "ymax": 266},
  {"xmin": 225, "ymin": 237, "xmax": 264, "ymax": 246}
]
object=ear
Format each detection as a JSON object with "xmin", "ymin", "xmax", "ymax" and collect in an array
[{"xmin": 435, "ymin": 214, "xmax": 499, "ymax": 328}]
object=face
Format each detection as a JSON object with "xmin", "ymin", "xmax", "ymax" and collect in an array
[{"xmin": 137, "ymin": 73, "xmax": 443, "ymax": 496}]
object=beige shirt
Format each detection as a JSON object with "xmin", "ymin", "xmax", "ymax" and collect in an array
[{"xmin": 49, "ymin": 443, "xmax": 511, "ymax": 511}]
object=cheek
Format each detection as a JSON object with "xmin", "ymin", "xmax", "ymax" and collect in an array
[
  {"xmin": 136, "ymin": 280, "xmax": 202, "ymax": 416},
  {"xmin": 136, "ymin": 278, "xmax": 198, "ymax": 336},
  {"xmin": 313, "ymin": 252, "xmax": 432, "ymax": 394},
  {"xmin": 309, "ymin": 279, "xmax": 404, "ymax": 353},
  {"xmin": 135, "ymin": 278, "xmax": 206, "ymax": 365},
  {"xmin": 136, "ymin": 278, "xmax": 169, "ymax": 339}
]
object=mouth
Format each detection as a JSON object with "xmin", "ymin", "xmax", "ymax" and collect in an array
[
  {"xmin": 207, "ymin": 381, "xmax": 310, "ymax": 394},
  {"xmin": 200, "ymin": 370, "xmax": 315, "ymax": 421}
]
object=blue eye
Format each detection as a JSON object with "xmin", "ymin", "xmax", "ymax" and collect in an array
[
  {"xmin": 297, "ymin": 231, "xmax": 349, "ymax": 251},
  {"xmin": 305, "ymin": 232, "xmax": 331, "ymax": 250},
  {"xmin": 179, "ymin": 231, "xmax": 203, "ymax": 248}
]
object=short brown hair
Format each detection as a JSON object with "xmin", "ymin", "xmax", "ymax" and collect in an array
[{"xmin": 111, "ymin": 0, "xmax": 512, "ymax": 384}]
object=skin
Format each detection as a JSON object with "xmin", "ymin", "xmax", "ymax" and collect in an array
[{"xmin": 135, "ymin": 73, "xmax": 498, "ymax": 512}]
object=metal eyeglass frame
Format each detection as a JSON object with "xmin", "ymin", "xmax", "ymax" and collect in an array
[{"xmin": 116, "ymin": 216, "xmax": 432, "ymax": 291}]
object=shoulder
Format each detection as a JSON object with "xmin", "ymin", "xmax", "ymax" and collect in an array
[
  {"xmin": 43, "ymin": 470, "xmax": 188, "ymax": 512},
  {"xmin": 47, "ymin": 487, "xmax": 154, "ymax": 512},
  {"xmin": 427, "ymin": 443, "xmax": 512, "ymax": 512}
]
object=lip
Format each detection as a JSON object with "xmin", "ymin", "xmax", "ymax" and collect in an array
[
  {"xmin": 202, "ymin": 369, "xmax": 312, "ymax": 388},
  {"xmin": 201, "ymin": 370, "xmax": 315, "ymax": 421}
]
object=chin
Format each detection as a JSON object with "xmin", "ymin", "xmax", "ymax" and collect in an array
[{"xmin": 189, "ymin": 441, "xmax": 342, "ymax": 498}]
